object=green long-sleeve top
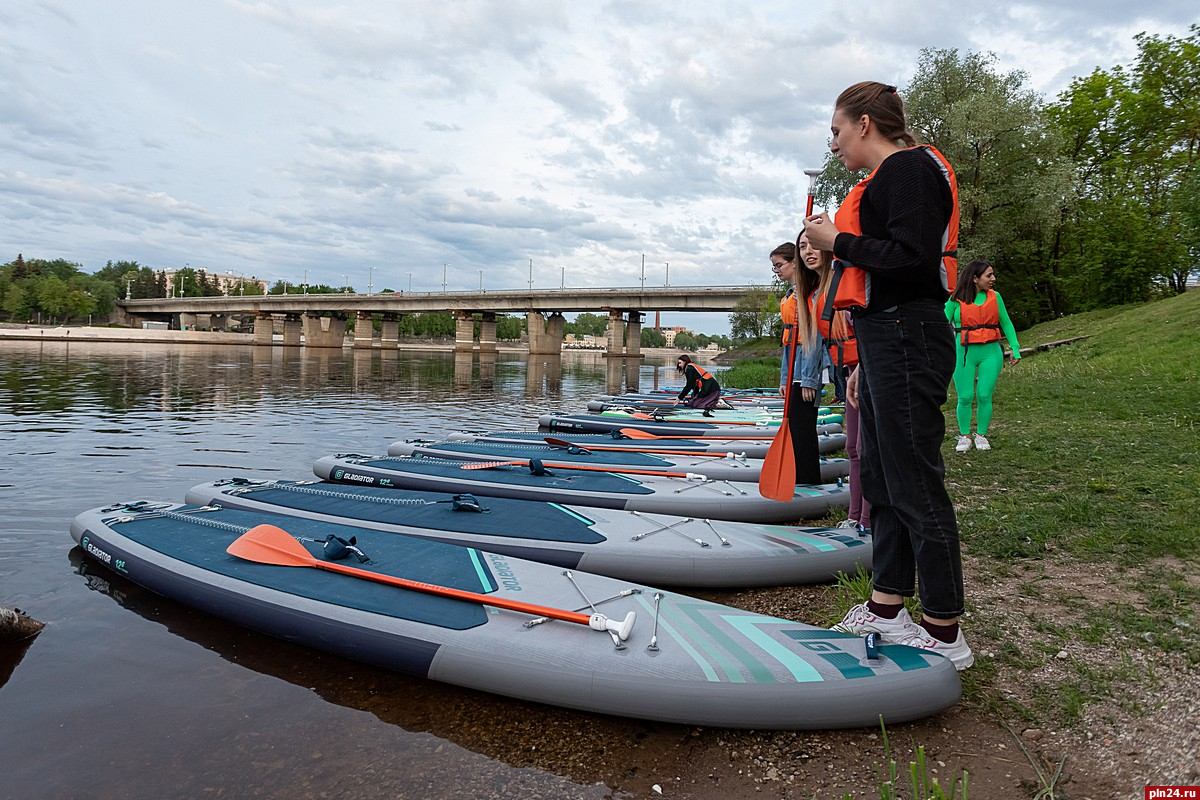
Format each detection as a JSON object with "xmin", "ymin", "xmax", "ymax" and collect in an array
[{"xmin": 944, "ymin": 291, "xmax": 1022, "ymax": 358}]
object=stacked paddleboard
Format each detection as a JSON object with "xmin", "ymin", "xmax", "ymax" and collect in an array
[{"xmin": 70, "ymin": 501, "xmax": 957, "ymax": 729}]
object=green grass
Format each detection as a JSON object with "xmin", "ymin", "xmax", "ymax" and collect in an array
[
  {"xmin": 720, "ymin": 355, "xmax": 782, "ymax": 390},
  {"xmin": 970, "ymin": 293, "xmax": 1198, "ymax": 716},
  {"xmin": 797, "ymin": 291, "xmax": 1199, "ymax": 745}
]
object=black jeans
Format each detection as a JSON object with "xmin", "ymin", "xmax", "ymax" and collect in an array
[
  {"xmin": 853, "ymin": 300, "xmax": 963, "ymax": 619},
  {"xmin": 786, "ymin": 383, "xmax": 823, "ymax": 485}
]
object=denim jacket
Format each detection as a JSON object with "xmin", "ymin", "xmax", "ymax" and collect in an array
[{"xmin": 779, "ymin": 288, "xmax": 830, "ymax": 401}]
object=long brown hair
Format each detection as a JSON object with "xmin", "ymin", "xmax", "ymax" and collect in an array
[
  {"xmin": 800, "ymin": 232, "xmax": 852, "ymax": 342},
  {"xmin": 835, "ymin": 81, "xmax": 917, "ymax": 147},
  {"xmin": 950, "ymin": 260, "xmax": 993, "ymax": 303},
  {"xmin": 790, "ymin": 232, "xmax": 822, "ymax": 348}
]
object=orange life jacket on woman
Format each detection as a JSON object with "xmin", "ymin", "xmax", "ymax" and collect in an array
[
  {"xmin": 823, "ymin": 145, "xmax": 960, "ymax": 316},
  {"xmin": 955, "ymin": 290, "xmax": 1002, "ymax": 346},
  {"xmin": 812, "ymin": 290, "xmax": 859, "ymax": 367},
  {"xmin": 779, "ymin": 288, "xmax": 797, "ymax": 346}
]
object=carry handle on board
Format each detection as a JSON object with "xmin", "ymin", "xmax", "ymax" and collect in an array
[{"xmin": 226, "ymin": 524, "xmax": 635, "ymax": 640}]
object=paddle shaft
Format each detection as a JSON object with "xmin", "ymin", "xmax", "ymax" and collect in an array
[
  {"xmin": 462, "ymin": 459, "xmax": 703, "ymax": 479},
  {"xmin": 619, "ymin": 427, "xmax": 775, "ymax": 440},
  {"xmin": 226, "ymin": 525, "xmax": 619, "ymax": 631},
  {"xmin": 314, "ymin": 559, "xmax": 597, "ymax": 625},
  {"xmin": 543, "ymin": 436, "xmax": 740, "ymax": 459}
]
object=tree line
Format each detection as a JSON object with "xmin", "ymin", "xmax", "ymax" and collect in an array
[{"xmin": 733, "ymin": 27, "xmax": 1198, "ymax": 339}]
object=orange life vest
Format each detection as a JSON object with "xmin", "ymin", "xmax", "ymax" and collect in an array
[
  {"xmin": 779, "ymin": 288, "xmax": 797, "ymax": 346},
  {"xmin": 955, "ymin": 290, "xmax": 1002, "ymax": 346},
  {"xmin": 812, "ymin": 290, "xmax": 859, "ymax": 367},
  {"xmin": 824, "ymin": 145, "xmax": 959, "ymax": 316},
  {"xmin": 690, "ymin": 363, "xmax": 714, "ymax": 390}
]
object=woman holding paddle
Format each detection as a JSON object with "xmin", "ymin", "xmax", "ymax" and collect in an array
[
  {"xmin": 798, "ymin": 231, "xmax": 871, "ymax": 533},
  {"xmin": 771, "ymin": 241, "xmax": 827, "ymax": 485},
  {"xmin": 802, "ymin": 81, "xmax": 972, "ymax": 669}
]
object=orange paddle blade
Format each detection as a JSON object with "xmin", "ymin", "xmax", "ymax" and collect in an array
[
  {"xmin": 758, "ymin": 424, "xmax": 796, "ymax": 501},
  {"xmin": 226, "ymin": 524, "xmax": 318, "ymax": 567}
]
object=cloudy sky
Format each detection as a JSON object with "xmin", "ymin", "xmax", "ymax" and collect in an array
[{"xmin": 2, "ymin": 1, "xmax": 1193, "ymax": 333}]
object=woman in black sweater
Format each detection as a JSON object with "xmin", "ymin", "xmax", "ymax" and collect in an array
[{"xmin": 802, "ymin": 81, "xmax": 972, "ymax": 670}]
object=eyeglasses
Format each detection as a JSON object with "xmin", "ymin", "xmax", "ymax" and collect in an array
[{"xmin": 770, "ymin": 259, "xmax": 791, "ymax": 272}]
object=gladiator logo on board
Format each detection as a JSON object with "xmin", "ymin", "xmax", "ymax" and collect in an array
[
  {"xmin": 79, "ymin": 536, "xmax": 128, "ymax": 574},
  {"xmin": 487, "ymin": 553, "xmax": 522, "ymax": 591},
  {"xmin": 334, "ymin": 469, "xmax": 376, "ymax": 485}
]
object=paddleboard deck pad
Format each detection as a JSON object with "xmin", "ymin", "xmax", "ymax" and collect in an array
[
  {"xmin": 386, "ymin": 440, "xmax": 850, "ymax": 484},
  {"xmin": 70, "ymin": 501, "xmax": 958, "ymax": 729},
  {"xmin": 539, "ymin": 413, "xmax": 843, "ymax": 438},
  {"xmin": 186, "ymin": 478, "xmax": 870, "ymax": 587},
  {"xmin": 314, "ymin": 454, "xmax": 849, "ymax": 523},
  {"xmin": 444, "ymin": 431, "xmax": 848, "ymax": 457}
]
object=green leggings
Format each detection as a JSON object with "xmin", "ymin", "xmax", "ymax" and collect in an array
[{"xmin": 952, "ymin": 341, "xmax": 1004, "ymax": 436}]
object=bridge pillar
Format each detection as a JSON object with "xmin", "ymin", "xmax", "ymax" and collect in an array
[
  {"xmin": 605, "ymin": 311, "xmax": 626, "ymax": 356},
  {"xmin": 254, "ymin": 313, "xmax": 275, "ymax": 345},
  {"xmin": 180, "ymin": 312, "xmax": 198, "ymax": 331},
  {"xmin": 625, "ymin": 311, "xmax": 643, "ymax": 358},
  {"xmin": 454, "ymin": 311, "xmax": 475, "ymax": 352},
  {"xmin": 281, "ymin": 315, "xmax": 302, "ymax": 347},
  {"xmin": 478, "ymin": 312, "xmax": 498, "ymax": 353},
  {"xmin": 526, "ymin": 311, "xmax": 565, "ymax": 355},
  {"xmin": 353, "ymin": 312, "xmax": 375, "ymax": 349},
  {"xmin": 379, "ymin": 315, "xmax": 399, "ymax": 350},
  {"xmin": 302, "ymin": 314, "xmax": 346, "ymax": 348}
]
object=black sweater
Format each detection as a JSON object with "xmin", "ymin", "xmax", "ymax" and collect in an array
[{"xmin": 831, "ymin": 148, "xmax": 954, "ymax": 313}]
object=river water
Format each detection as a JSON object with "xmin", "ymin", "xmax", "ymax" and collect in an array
[{"xmin": 0, "ymin": 340, "xmax": 688, "ymax": 800}]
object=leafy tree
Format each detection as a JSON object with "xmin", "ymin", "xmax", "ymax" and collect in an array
[
  {"xmin": 496, "ymin": 315, "xmax": 526, "ymax": 340},
  {"xmin": 565, "ymin": 312, "xmax": 608, "ymax": 338},
  {"xmin": 640, "ymin": 327, "xmax": 667, "ymax": 348},
  {"xmin": 38, "ymin": 275, "xmax": 70, "ymax": 322},
  {"xmin": 2, "ymin": 282, "xmax": 28, "ymax": 321},
  {"xmin": 673, "ymin": 331, "xmax": 698, "ymax": 350},
  {"xmin": 729, "ymin": 285, "xmax": 781, "ymax": 342},
  {"xmin": 1049, "ymin": 27, "xmax": 1200, "ymax": 307}
]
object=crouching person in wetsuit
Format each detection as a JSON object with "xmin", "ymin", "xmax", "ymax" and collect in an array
[{"xmin": 673, "ymin": 355, "xmax": 722, "ymax": 416}]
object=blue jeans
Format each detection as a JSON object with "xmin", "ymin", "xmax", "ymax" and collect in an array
[{"xmin": 853, "ymin": 300, "xmax": 963, "ymax": 619}]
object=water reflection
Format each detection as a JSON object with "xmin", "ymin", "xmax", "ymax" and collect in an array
[
  {"xmin": 68, "ymin": 548, "xmax": 680, "ymax": 799},
  {"xmin": 0, "ymin": 340, "xmax": 689, "ymax": 800}
]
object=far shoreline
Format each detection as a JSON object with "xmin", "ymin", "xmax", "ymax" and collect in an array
[{"xmin": 0, "ymin": 323, "xmax": 723, "ymax": 360}]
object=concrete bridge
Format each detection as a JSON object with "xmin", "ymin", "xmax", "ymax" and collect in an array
[{"xmin": 116, "ymin": 285, "xmax": 750, "ymax": 355}]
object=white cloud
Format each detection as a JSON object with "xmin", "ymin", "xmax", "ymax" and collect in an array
[{"xmin": 0, "ymin": 0, "xmax": 1194, "ymax": 333}]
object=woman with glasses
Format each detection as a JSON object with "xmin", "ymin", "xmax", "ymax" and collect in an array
[{"xmin": 771, "ymin": 241, "xmax": 827, "ymax": 485}]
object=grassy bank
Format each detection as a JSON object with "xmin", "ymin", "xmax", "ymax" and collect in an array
[
  {"xmin": 944, "ymin": 290, "xmax": 1198, "ymax": 722},
  {"xmin": 720, "ymin": 293, "xmax": 1198, "ymax": 797}
]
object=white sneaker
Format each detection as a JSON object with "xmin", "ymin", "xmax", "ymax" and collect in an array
[
  {"xmin": 955, "ymin": 435, "xmax": 972, "ymax": 452},
  {"xmin": 836, "ymin": 519, "xmax": 859, "ymax": 529},
  {"xmin": 831, "ymin": 603, "xmax": 914, "ymax": 640},
  {"xmin": 892, "ymin": 624, "xmax": 975, "ymax": 670},
  {"xmin": 974, "ymin": 434, "xmax": 991, "ymax": 451}
]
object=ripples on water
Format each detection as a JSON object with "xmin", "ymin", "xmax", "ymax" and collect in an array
[{"xmin": 0, "ymin": 340, "xmax": 684, "ymax": 800}]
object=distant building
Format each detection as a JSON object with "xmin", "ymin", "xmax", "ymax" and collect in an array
[{"xmin": 661, "ymin": 326, "xmax": 690, "ymax": 347}]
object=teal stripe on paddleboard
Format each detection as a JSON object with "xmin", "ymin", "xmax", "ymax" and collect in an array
[
  {"xmin": 878, "ymin": 644, "xmax": 937, "ymax": 671},
  {"xmin": 674, "ymin": 602, "xmax": 777, "ymax": 684},
  {"xmin": 656, "ymin": 598, "xmax": 748, "ymax": 683},
  {"xmin": 549, "ymin": 503, "xmax": 594, "ymax": 525},
  {"xmin": 467, "ymin": 549, "xmax": 496, "ymax": 593},
  {"xmin": 762, "ymin": 526, "xmax": 838, "ymax": 552},
  {"xmin": 723, "ymin": 616, "xmax": 823, "ymax": 683},
  {"xmin": 632, "ymin": 593, "xmax": 720, "ymax": 682}
]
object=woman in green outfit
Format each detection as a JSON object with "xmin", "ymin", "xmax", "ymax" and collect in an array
[{"xmin": 945, "ymin": 260, "xmax": 1021, "ymax": 452}]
